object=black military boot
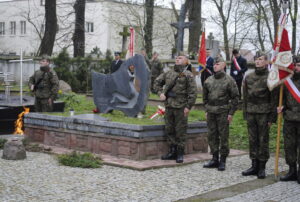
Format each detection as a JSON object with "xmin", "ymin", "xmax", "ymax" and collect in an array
[
  {"xmin": 218, "ymin": 156, "xmax": 226, "ymax": 171},
  {"xmin": 203, "ymin": 152, "xmax": 219, "ymax": 168},
  {"xmin": 257, "ymin": 160, "xmax": 267, "ymax": 179},
  {"xmin": 176, "ymin": 146, "xmax": 184, "ymax": 163},
  {"xmin": 280, "ymin": 163, "xmax": 297, "ymax": 181},
  {"xmin": 242, "ymin": 159, "xmax": 259, "ymax": 176},
  {"xmin": 161, "ymin": 144, "xmax": 177, "ymax": 160}
]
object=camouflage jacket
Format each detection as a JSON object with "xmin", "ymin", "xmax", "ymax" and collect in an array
[
  {"xmin": 150, "ymin": 59, "xmax": 163, "ymax": 78},
  {"xmin": 203, "ymin": 71, "xmax": 239, "ymax": 115},
  {"xmin": 282, "ymin": 74, "xmax": 300, "ymax": 121},
  {"xmin": 28, "ymin": 67, "xmax": 59, "ymax": 100},
  {"xmin": 243, "ymin": 67, "xmax": 277, "ymax": 122},
  {"xmin": 154, "ymin": 68, "xmax": 197, "ymax": 109}
]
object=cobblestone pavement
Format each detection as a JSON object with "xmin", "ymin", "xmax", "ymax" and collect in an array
[
  {"xmin": 0, "ymin": 151, "xmax": 287, "ymax": 201},
  {"xmin": 219, "ymin": 181, "xmax": 300, "ymax": 202}
]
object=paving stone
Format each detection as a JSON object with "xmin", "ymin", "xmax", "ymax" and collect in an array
[
  {"xmin": 219, "ymin": 181, "xmax": 300, "ymax": 202},
  {"xmin": 0, "ymin": 151, "xmax": 292, "ymax": 201}
]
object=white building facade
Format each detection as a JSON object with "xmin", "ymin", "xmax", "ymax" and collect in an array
[{"xmin": 0, "ymin": 0, "xmax": 184, "ymax": 58}]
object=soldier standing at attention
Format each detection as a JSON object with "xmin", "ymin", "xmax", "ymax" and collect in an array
[
  {"xmin": 242, "ymin": 53, "xmax": 277, "ymax": 179},
  {"xmin": 277, "ymin": 55, "xmax": 300, "ymax": 183},
  {"xmin": 150, "ymin": 52, "xmax": 163, "ymax": 93},
  {"xmin": 202, "ymin": 57, "xmax": 239, "ymax": 171},
  {"xmin": 29, "ymin": 55, "xmax": 59, "ymax": 112},
  {"xmin": 154, "ymin": 54, "xmax": 197, "ymax": 163}
]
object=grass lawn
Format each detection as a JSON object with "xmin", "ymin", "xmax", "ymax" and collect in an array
[
  {"xmin": 0, "ymin": 85, "xmax": 30, "ymax": 92},
  {"xmin": 49, "ymin": 94, "xmax": 206, "ymax": 125},
  {"xmin": 229, "ymin": 111, "xmax": 284, "ymax": 153},
  {"xmin": 149, "ymin": 93, "xmax": 203, "ymax": 103},
  {"xmin": 48, "ymin": 94, "xmax": 283, "ymax": 153}
]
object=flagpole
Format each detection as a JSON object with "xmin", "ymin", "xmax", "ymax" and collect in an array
[
  {"xmin": 275, "ymin": 84, "xmax": 284, "ymax": 179},
  {"xmin": 273, "ymin": 0, "xmax": 290, "ymax": 180},
  {"xmin": 20, "ymin": 48, "xmax": 23, "ymax": 105}
]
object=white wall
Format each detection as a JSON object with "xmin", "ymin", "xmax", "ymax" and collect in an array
[{"xmin": 0, "ymin": 0, "xmax": 185, "ymax": 59}]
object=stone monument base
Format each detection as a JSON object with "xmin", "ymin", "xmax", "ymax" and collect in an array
[
  {"xmin": 0, "ymin": 95, "xmax": 65, "ymax": 134},
  {"xmin": 24, "ymin": 113, "xmax": 208, "ymax": 161}
]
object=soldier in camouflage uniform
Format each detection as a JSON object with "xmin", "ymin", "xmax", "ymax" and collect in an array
[
  {"xmin": 202, "ymin": 57, "xmax": 239, "ymax": 171},
  {"xmin": 278, "ymin": 56, "xmax": 300, "ymax": 183},
  {"xmin": 154, "ymin": 54, "xmax": 197, "ymax": 163},
  {"xmin": 29, "ymin": 55, "xmax": 59, "ymax": 112},
  {"xmin": 150, "ymin": 52, "xmax": 163, "ymax": 93},
  {"xmin": 242, "ymin": 53, "xmax": 277, "ymax": 179}
]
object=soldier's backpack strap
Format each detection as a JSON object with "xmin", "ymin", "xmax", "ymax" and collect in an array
[
  {"xmin": 165, "ymin": 75, "xmax": 179, "ymax": 99},
  {"xmin": 33, "ymin": 72, "xmax": 46, "ymax": 91}
]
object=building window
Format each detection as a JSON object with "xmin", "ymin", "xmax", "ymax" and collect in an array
[
  {"xmin": 10, "ymin": 21, "xmax": 16, "ymax": 35},
  {"xmin": 86, "ymin": 22, "xmax": 94, "ymax": 33},
  {"xmin": 20, "ymin": 21, "xmax": 26, "ymax": 35},
  {"xmin": 0, "ymin": 22, "xmax": 5, "ymax": 35}
]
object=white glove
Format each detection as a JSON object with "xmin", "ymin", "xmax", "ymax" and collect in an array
[
  {"xmin": 233, "ymin": 71, "xmax": 238, "ymax": 75},
  {"xmin": 30, "ymin": 85, "xmax": 35, "ymax": 91}
]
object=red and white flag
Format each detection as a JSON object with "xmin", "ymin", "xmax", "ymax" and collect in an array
[
  {"xmin": 267, "ymin": 27, "xmax": 300, "ymax": 102},
  {"xmin": 126, "ymin": 27, "xmax": 135, "ymax": 59},
  {"xmin": 267, "ymin": 29, "xmax": 294, "ymax": 91},
  {"xmin": 233, "ymin": 57, "xmax": 241, "ymax": 71},
  {"xmin": 284, "ymin": 78, "xmax": 300, "ymax": 103}
]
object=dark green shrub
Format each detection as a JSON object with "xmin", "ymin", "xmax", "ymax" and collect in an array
[
  {"xmin": 60, "ymin": 92, "xmax": 81, "ymax": 111},
  {"xmin": 22, "ymin": 137, "xmax": 30, "ymax": 147},
  {"xmin": 57, "ymin": 151, "xmax": 102, "ymax": 168},
  {"xmin": 0, "ymin": 138, "xmax": 7, "ymax": 149},
  {"xmin": 90, "ymin": 46, "xmax": 102, "ymax": 58},
  {"xmin": 53, "ymin": 48, "xmax": 114, "ymax": 93}
]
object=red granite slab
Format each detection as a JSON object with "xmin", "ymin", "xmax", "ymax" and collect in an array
[{"xmin": 38, "ymin": 144, "xmax": 247, "ymax": 171}]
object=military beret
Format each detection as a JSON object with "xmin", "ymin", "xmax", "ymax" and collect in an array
[
  {"xmin": 114, "ymin": 52, "xmax": 121, "ymax": 56},
  {"xmin": 214, "ymin": 56, "xmax": 225, "ymax": 64},
  {"xmin": 293, "ymin": 55, "xmax": 300, "ymax": 63},
  {"xmin": 41, "ymin": 54, "xmax": 51, "ymax": 62},
  {"xmin": 254, "ymin": 51, "xmax": 268, "ymax": 60}
]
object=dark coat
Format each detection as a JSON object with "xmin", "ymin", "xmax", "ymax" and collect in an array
[
  {"xmin": 201, "ymin": 56, "xmax": 214, "ymax": 86},
  {"xmin": 230, "ymin": 56, "xmax": 247, "ymax": 81},
  {"xmin": 206, "ymin": 56, "xmax": 214, "ymax": 74},
  {"xmin": 110, "ymin": 59, "xmax": 123, "ymax": 73}
]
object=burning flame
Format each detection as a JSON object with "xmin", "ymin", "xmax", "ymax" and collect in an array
[{"xmin": 14, "ymin": 107, "xmax": 30, "ymax": 135}]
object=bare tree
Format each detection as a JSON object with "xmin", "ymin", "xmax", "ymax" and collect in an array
[
  {"xmin": 268, "ymin": 0, "xmax": 280, "ymax": 42},
  {"xmin": 144, "ymin": 0, "xmax": 155, "ymax": 57},
  {"xmin": 39, "ymin": 0, "xmax": 57, "ymax": 56},
  {"xmin": 289, "ymin": 0, "xmax": 298, "ymax": 53},
  {"xmin": 104, "ymin": 1, "xmax": 176, "ymax": 57},
  {"xmin": 186, "ymin": 0, "xmax": 202, "ymax": 54},
  {"xmin": 211, "ymin": 0, "xmax": 233, "ymax": 61},
  {"xmin": 73, "ymin": 0, "xmax": 86, "ymax": 57},
  {"xmin": 255, "ymin": 1, "xmax": 266, "ymax": 51},
  {"xmin": 229, "ymin": 1, "xmax": 254, "ymax": 50}
]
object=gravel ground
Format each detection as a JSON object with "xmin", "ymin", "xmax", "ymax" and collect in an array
[
  {"xmin": 219, "ymin": 181, "xmax": 300, "ymax": 202},
  {"xmin": 0, "ymin": 151, "xmax": 287, "ymax": 202}
]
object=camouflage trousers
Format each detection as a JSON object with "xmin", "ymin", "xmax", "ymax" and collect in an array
[
  {"xmin": 35, "ymin": 98, "xmax": 53, "ymax": 112},
  {"xmin": 150, "ymin": 77, "xmax": 156, "ymax": 93},
  {"xmin": 283, "ymin": 120, "xmax": 300, "ymax": 165},
  {"xmin": 164, "ymin": 107, "xmax": 187, "ymax": 148},
  {"xmin": 246, "ymin": 113, "xmax": 270, "ymax": 161},
  {"xmin": 207, "ymin": 112, "xmax": 229, "ymax": 157}
]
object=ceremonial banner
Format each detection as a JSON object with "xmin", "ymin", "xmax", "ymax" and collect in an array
[
  {"xmin": 198, "ymin": 31, "xmax": 206, "ymax": 72},
  {"xmin": 267, "ymin": 28, "xmax": 294, "ymax": 91},
  {"xmin": 126, "ymin": 27, "xmax": 135, "ymax": 59},
  {"xmin": 284, "ymin": 78, "xmax": 300, "ymax": 103}
]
